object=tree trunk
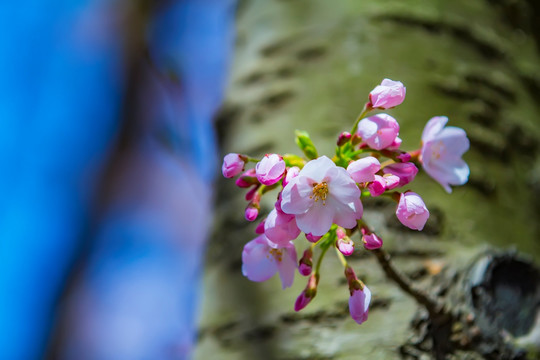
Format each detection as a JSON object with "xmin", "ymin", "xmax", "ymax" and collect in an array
[{"xmin": 196, "ymin": 0, "xmax": 540, "ymax": 359}]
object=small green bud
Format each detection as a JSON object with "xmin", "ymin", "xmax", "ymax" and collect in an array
[
  {"xmin": 282, "ymin": 153, "xmax": 305, "ymax": 168},
  {"xmin": 295, "ymin": 130, "xmax": 318, "ymax": 160}
]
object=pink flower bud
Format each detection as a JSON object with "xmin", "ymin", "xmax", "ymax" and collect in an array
[
  {"xmin": 368, "ymin": 78, "xmax": 406, "ymax": 109},
  {"xmin": 235, "ymin": 169, "xmax": 258, "ymax": 188},
  {"xmin": 298, "ymin": 249, "xmax": 313, "ymax": 276},
  {"xmin": 396, "ymin": 191, "xmax": 429, "ymax": 231},
  {"xmin": 337, "ymin": 131, "xmax": 352, "ymax": 146},
  {"xmin": 245, "ymin": 206, "xmax": 259, "ymax": 222},
  {"xmin": 294, "ymin": 273, "xmax": 318, "ymax": 311},
  {"xmin": 357, "ymin": 113, "xmax": 400, "ymax": 150},
  {"xmin": 349, "ymin": 285, "xmax": 371, "ymax": 325},
  {"xmin": 294, "ymin": 291, "xmax": 312, "ymax": 312},
  {"xmin": 367, "ymin": 175, "xmax": 386, "ymax": 197},
  {"xmin": 255, "ymin": 219, "xmax": 266, "ymax": 234},
  {"xmin": 245, "ymin": 185, "xmax": 259, "ymax": 201},
  {"xmin": 337, "ymin": 237, "xmax": 354, "ymax": 256},
  {"xmin": 305, "ymin": 233, "xmax": 322, "ymax": 243},
  {"xmin": 344, "ymin": 266, "xmax": 357, "ymax": 283},
  {"xmin": 298, "ymin": 263, "xmax": 312, "ymax": 276},
  {"xmin": 382, "ymin": 173, "xmax": 400, "ymax": 190},
  {"xmin": 382, "ymin": 162, "xmax": 418, "ymax": 187},
  {"xmin": 361, "ymin": 229, "xmax": 383, "ymax": 250},
  {"xmin": 387, "ymin": 136, "xmax": 403, "ymax": 151},
  {"xmin": 396, "ymin": 151, "xmax": 411, "ymax": 163},
  {"xmin": 283, "ymin": 166, "xmax": 300, "ymax": 187},
  {"xmin": 336, "ymin": 227, "xmax": 346, "ymax": 240},
  {"xmin": 347, "ymin": 156, "xmax": 381, "ymax": 183},
  {"xmin": 255, "ymin": 154, "xmax": 286, "ymax": 186},
  {"xmin": 222, "ymin": 153, "xmax": 246, "ymax": 178}
]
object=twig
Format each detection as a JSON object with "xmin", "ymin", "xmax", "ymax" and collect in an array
[{"xmin": 372, "ymin": 248, "xmax": 445, "ymax": 318}]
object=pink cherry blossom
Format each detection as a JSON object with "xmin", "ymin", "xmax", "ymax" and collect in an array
[
  {"xmin": 255, "ymin": 219, "xmax": 266, "ymax": 234},
  {"xmin": 242, "ymin": 235, "xmax": 297, "ymax": 289},
  {"xmin": 382, "ymin": 173, "xmax": 400, "ymax": 190},
  {"xmin": 369, "ymin": 78, "xmax": 406, "ymax": 109},
  {"xmin": 245, "ymin": 186, "xmax": 259, "ymax": 201},
  {"xmin": 235, "ymin": 169, "xmax": 258, "ymax": 188},
  {"xmin": 222, "ymin": 153, "xmax": 246, "ymax": 178},
  {"xmin": 281, "ymin": 156, "xmax": 363, "ymax": 236},
  {"xmin": 264, "ymin": 207, "xmax": 301, "ymax": 246},
  {"xmin": 382, "ymin": 162, "xmax": 418, "ymax": 187},
  {"xmin": 283, "ymin": 166, "xmax": 300, "ymax": 187},
  {"xmin": 298, "ymin": 249, "xmax": 313, "ymax": 276},
  {"xmin": 367, "ymin": 175, "xmax": 386, "ymax": 197},
  {"xmin": 347, "ymin": 156, "xmax": 381, "ymax": 183},
  {"xmin": 295, "ymin": 273, "xmax": 318, "ymax": 311},
  {"xmin": 396, "ymin": 151, "xmax": 411, "ymax": 162},
  {"xmin": 337, "ymin": 131, "xmax": 352, "ymax": 146},
  {"xmin": 357, "ymin": 113, "xmax": 400, "ymax": 150},
  {"xmin": 244, "ymin": 206, "xmax": 259, "ymax": 222},
  {"xmin": 337, "ymin": 237, "xmax": 354, "ymax": 256},
  {"xmin": 421, "ymin": 116, "xmax": 470, "ymax": 193},
  {"xmin": 396, "ymin": 191, "xmax": 430, "ymax": 231},
  {"xmin": 362, "ymin": 229, "xmax": 383, "ymax": 250},
  {"xmin": 336, "ymin": 227, "xmax": 354, "ymax": 256},
  {"xmin": 305, "ymin": 233, "xmax": 322, "ymax": 243},
  {"xmin": 294, "ymin": 291, "xmax": 312, "ymax": 311},
  {"xmin": 387, "ymin": 136, "xmax": 402, "ymax": 150},
  {"xmin": 255, "ymin": 154, "xmax": 286, "ymax": 186},
  {"xmin": 349, "ymin": 285, "xmax": 371, "ymax": 325}
]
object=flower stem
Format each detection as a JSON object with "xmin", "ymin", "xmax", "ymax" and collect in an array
[
  {"xmin": 371, "ymin": 248, "xmax": 444, "ymax": 318},
  {"xmin": 246, "ymin": 157, "xmax": 261, "ymax": 163},
  {"xmin": 335, "ymin": 246, "xmax": 348, "ymax": 268},
  {"xmin": 350, "ymin": 103, "xmax": 372, "ymax": 135},
  {"xmin": 315, "ymin": 243, "xmax": 330, "ymax": 274}
]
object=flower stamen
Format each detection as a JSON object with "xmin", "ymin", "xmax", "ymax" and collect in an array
[
  {"xmin": 310, "ymin": 182, "xmax": 329, "ymax": 205},
  {"xmin": 269, "ymin": 248, "xmax": 283, "ymax": 262}
]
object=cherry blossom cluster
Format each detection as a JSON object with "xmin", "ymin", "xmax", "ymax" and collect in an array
[{"xmin": 221, "ymin": 78, "xmax": 470, "ymax": 325}]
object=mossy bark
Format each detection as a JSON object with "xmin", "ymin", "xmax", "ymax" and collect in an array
[{"xmin": 196, "ymin": 1, "xmax": 540, "ymax": 359}]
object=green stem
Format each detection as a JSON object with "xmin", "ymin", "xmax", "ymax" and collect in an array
[
  {"xmin": 315, "ymin": 244, "xmax": 330, "ymax": 274},
  {"xmin": 335, "ymin": 247, "xmax": 348, "ymax": 268},
  {"xmin": 246, "ymin": 157, "xmax": 261, "ymax": 163},
  {"xmin": 350, "ymin": 103, "xmax": 373, "ymax": 135}
]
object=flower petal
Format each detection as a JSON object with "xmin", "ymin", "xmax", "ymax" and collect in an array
[
  {"xmin": 242, "ymin": 236, "xmax": 278, "ymax": 282},
  {"xmin": 437, "ymin": 126, "xmax": 470, "ymax": 156},
  {"xmin": 327, "ymin": 167, "xmax": 361, "ymax": 203},
  {"xmin": 297, "ymin": 156, "xmax": 335, "ymax": 182},
  {"xmin": 421, "ymin": 116, "xmax": 448, "ymax": 143},
  {"xmin": 276, "ymin": 244, "xmax": 298, "ymax": 289},
  {"xmin": 295, "ymin": 201, "xmax": 334, "ymax": 236},
  {"xmin": 281, "ymin": 176, "xmax": 314, "ymax": 214}
]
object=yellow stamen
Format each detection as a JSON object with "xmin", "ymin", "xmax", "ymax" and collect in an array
[
  {"xmin": 310, "ymin": 182, "xmax": 329, "ymax": 205},
  {"xmin": 269, "ymin": 248, "xmax": 283, "ymax": 262},
  {"xmin": 432, "ymin": 141, "xmax": 444, "ymax": 160}
]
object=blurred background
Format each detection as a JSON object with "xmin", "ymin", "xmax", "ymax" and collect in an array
[
  {"xmin": 0, "ymin": 0, "xmax": 236, "ymax": 359},
  {"xmin": 1, "ymin": 0, "xmax": 540, "ymax": 359}
]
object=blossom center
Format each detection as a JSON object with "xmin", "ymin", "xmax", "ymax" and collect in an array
[
  {"xmin": 268, "ymin": 248, "xmax": 283, "ymax": 262},
  {"xmin": 310, "ymin": 182, "xmax": 329, "ymax": 205},
  {"xmin": 431, "ymin": 141, "xmax": 444, "ymax": 160}
]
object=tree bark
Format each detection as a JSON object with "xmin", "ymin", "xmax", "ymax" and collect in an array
[{"xmin": 196, "ymin": 0, "xmax": 540, "ymax": 359}]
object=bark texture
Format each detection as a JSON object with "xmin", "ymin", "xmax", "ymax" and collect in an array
[{"xmin": 196, "ymin": 0, "xmax": 540, "ymax": 359}]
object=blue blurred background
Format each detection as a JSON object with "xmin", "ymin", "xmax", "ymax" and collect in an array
[{"xmin": 0, "ymin": 0, "xmax": 236, "ymax": 359}]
